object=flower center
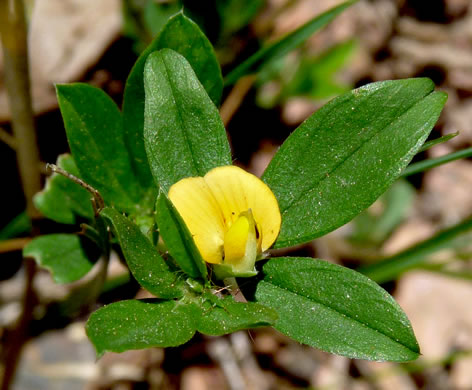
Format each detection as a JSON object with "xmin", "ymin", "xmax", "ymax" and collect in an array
[
  {"xmin": 223, "ymin": 210, "xmax": 259, "ymax": 273},
  {"xmin": 168, "ymin": 165, "xmax": 281, "ymax": 277}
]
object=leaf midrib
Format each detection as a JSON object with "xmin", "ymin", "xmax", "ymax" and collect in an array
[
  {"xmin": 280, "ymin": 87, "xmax": 434, "ymax": 216},
  {"xmin": 160, "ymin": 54, "xmax": 201, "ymax": 180},
  {"xmin": 264, "ymin": 279, "xmax": 418, "ymax": 354},
  {"xmin": 63, "ymin": 94, "xmax": 136, "ymax": 208}
]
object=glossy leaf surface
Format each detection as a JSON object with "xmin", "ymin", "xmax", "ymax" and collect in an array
[
  {"xmin": 255, "ymin": 257, "xmax": 419, "ymax": 361},
  {"xmin": 86, "ymin": 299, "xmax": 197, "ymax": 357},
  {"xmin": 263, "ymin": 78, "xmax": 447, "ymax": 248},
  {"xmin": 24, "ymin": 234, "xmax": 100, "ymax": 284},
  {"xmin": 144, "ymin": 49, "xmax": 231, "ymax": 192},
  {"xmin": 57, "ymin": 84, "xmax": 140, "ymax": 212},
  {"xmin": 123, "ymin": 12, "xmax": 223, "ymax": 187},
  {"xmin": 157, "ymin": 13, "xmax": 223, "ymax": 105},
  {"xmin": 101, "ymin": 207, "xmax": 184, "ymax": 299},
  {"xmin": 197, "ymin": 293, "xmax": 277, "ymax": 336}
]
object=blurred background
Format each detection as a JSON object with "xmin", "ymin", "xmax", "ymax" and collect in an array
[{"xmin": 1, "ymin": 0, "xmax": 472, "ymax": 389}]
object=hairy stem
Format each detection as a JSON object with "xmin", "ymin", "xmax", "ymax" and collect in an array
[
  {"xmin": 223, "ymin": 277, "xmax": 248, "ymax": 303},
  {"xmin": 47, "ymin": 163, "xmax": 105, "ymax": 214}
]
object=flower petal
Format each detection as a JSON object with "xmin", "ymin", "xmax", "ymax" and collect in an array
[
  {"xmin": 222, "ymin": 210, "xmax": 258, "ymax": 275},
  {"xmin": 224, "ymin": 212, "xmax": 250, "ymax": 264},
  {"xmin": 204, "ymin": 166, "xmax": 281, "ymax": 251},
  {"xmin": 168, "ymin": 177, "xmax": 225, "ymax": 264}
]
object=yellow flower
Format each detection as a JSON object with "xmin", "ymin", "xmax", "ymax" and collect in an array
[{"xmin": 168, "ymin": 166, "xmax": 281, "ymax": 277}]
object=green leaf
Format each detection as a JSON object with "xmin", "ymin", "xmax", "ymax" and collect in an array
[
  {"xmin": 283, "ymin": 39, "xmax": 357, "ymax": 100},
  {"xmin": 34, "ymin": 154, "xmax": 94, "ymax": 224},
  {"xmin": 197, "ymin": 293, "xmax": 278, "ymax": 336},
  {"xmin": 57, "ymin": 254, "xmax": 110, "ymax": 317},
  {"xmin": 86, "ymin": 299, "xmax": 197, "ymax": 357},
  {"xmin": 23, "ymin": 234, "xmax": 100, "ymax": 284},
  {"xmin": 144, "ymin": 1, "xmax": 182, "ymax": 37},
  {"xmin": 144, "ymin": 49, "xmax": 232, "ymax": 192},
  {"xmin": 56, "ymin": 84, "xmax": 141, "ymax": 213},
  {"xmin": 263, "ymin": 78, "xmax": 447, "ymax": 248},
  {"xmin": 122, "ymin": 0, "xmax": 167, "ymax": 52},
  {"xmin": 132, "ymin": 213, "xmax": 158, "ymax": 244},
  {"xmin": 255, "ymin": 257, "xmax": 419, "ymax": 361},
  {"xmin": 100, "ymin": 207, "xmax": 184, "ymax": 299},
  {"xmin": 122, "ymin": 45, "xmax": 157, "ymax": 188},
  {"xmin": 123, "ymin": 11, "xmax": 223, "ymax": 187},
  {"xmin": 155, "ymin": 191, "xmax": 207, "ymax": 279},
  {"xmin": 350, "ymin": 180, "xmax": 414, "ymax": 246},
  {"xmin": 216, "ymin": 0, "xmax": 264, "ymax": 37},
  {"xmin": 359, "ymin": 216, "xmax": 472, "ymax": 283},
  {"xmin": 0, "ymin": 211, "xmax": 31, "ymax": 240},
  {"xmin": 157, "ymin": 12, "xmax": 223, "ymax": 106},
  {"xmin": 402, "ymin": 146, "xmax": 472, "ymax": 177},
  {"xmin": 224, "ymin": 1, "xmax": 355, "ymax": 85},
  {"xmin": 418, "ymin": 131, "xmax": 458, "ymax": 153}
]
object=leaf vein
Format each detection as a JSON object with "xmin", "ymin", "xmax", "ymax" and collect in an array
[
  {"xmin": 265, "ymin": 281, "xmax": 416, "ymax": 353},
  {"xmin": 280, "ymin": 87, "xmax": 433, "ymax": 215}
]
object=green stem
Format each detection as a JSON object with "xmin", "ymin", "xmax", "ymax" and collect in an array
[
  {"xmin": 402, "ymin": 146, "xmax": 472, "ymax": 177},
  {"xmin": 358, "ymin": 217, "xmax": 472, "ymax": 283},
  {"xmin": 47, "ymin": 163, "xmax": 105, "ymax": 214},
  {"xmin": 418, "ymin": 132, "xmax": 458, "ymax": 153}
]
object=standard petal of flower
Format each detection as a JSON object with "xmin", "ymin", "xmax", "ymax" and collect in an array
[
  {"xmin": 204, "ymin": 166, "xmax": 281, "ymax": 251},
  {"xmin": 168, "ymin": 177, "xmax": 225, "ymax": 264}
]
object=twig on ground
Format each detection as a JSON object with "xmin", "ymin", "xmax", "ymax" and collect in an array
[
  {"xmin": 207, "ymin": 337, "xmax": 247, "ymax": 390},
  {"xmin": 231, "ymin": 332, "xmax": 270, "ymax": 390},
  {"xmin": 0, "ymin": 237, "xmax": 31, "ymax": 254}
]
